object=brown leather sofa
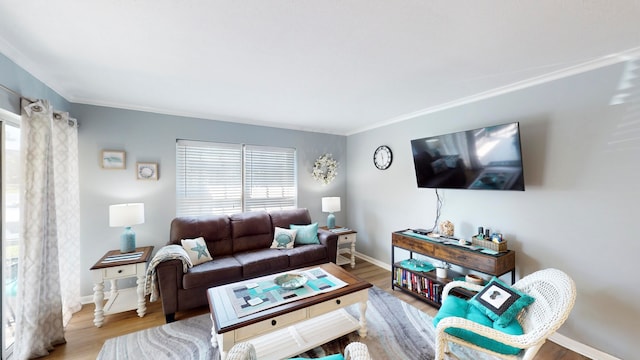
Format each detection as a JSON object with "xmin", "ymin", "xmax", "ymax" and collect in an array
[{"xmin": 156, "ymin": 208, "xmax": 338, "ymax": 322}]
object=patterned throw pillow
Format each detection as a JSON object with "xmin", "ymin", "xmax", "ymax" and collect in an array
[
  {"xmin": 270, "ymin": 227, "xmax": 297, "ymax": 249},
  {"xmin": 468, "ymin": 276, "xmax": 535, "ymax": 327},
  {"xmin": 290, "ymin": 223, "xmax": 320, "ymax": 245},
  {"xmin": 180, "ymin": 237, "xmax": 213, "ymax": 265}
]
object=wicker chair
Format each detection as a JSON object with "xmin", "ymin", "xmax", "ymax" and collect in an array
[
  {"xmin": 435, "ymin": 268, "xmax": 576, "ymax": 360},
  {"xmin": 226, "ymin": 341, "xmax": 371, "ymax": 360}
]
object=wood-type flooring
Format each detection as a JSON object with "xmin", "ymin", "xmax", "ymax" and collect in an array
[{"xmin": 41, "ymin": 259, "xmax": 590, "ymax": 360}]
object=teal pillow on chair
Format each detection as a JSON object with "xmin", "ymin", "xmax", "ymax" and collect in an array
[
  {"xmin": 468, "ymin": 276, "xmax": 535, "ymax": 327},
  {"xmin": 290, "ymin": 223, "xmax": 320, "ymax": 245},
  {"xmin": 433, "ymin": 295, "xmax": 524, "ymax": 355},
  {"xmin": 289, "ymin": 355, "xmax": 343, "ymax": 360}
]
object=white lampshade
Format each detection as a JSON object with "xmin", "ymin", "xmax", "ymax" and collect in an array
[
  {"xmin": 322, "ymin": 197, "xmax": 341, "ymax": 213},
  {"xmin": 109, "ymin": 203, "xmax": 145, "ymax": 227}
]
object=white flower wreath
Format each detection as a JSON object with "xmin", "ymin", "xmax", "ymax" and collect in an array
[{"xmin": 312, "ymin": 153, "xmax": 339, "ymax": 185}]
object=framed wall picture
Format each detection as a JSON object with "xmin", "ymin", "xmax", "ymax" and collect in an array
[
  {"xmin": 101, "ymin": 150, "xmax": 126, "ymax": 169},
  {"xmin": 137, "ymin": 162, "xmax": 158, "ymax": 180}
]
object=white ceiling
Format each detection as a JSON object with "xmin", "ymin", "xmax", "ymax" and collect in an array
[{"xmin": 1, "ymin": 1, "xmax": 640, "ymax": 135}]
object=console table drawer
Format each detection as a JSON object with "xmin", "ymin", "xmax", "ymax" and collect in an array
[
  {"xmin": 235, "ymin": 308, "xmax": 307, "ymax": 341},
  {"xmin": 433, "ymin": 248, "xmax": 496, "ymax": 273},
  {"xmin": 309, "ymin": 291, "xmax": 363, "ymax": 317},
  {"xmin": 103, "ymin": 264, "xmax": 137, "ymax": 279},
  {"xmin": 392, "ymin": 233, "xmax": 435, "ymax": 254}
]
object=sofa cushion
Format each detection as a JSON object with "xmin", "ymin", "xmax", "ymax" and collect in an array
[
  {"xmin": 270, "ymin": 208, "xmax": 312, "ymax": 229},
  {"xmin": 270, "ymin": 227, "xmax": 297, "ymax": 249},
  {"xmin": 234, "ymin": 249, "xmax": 290, "ymax": 278},
  {"xmin": 287, "ymin": 244, "xmax": 327, "ymax": 267},
  {"xmin": 170, "ymin": 215, "xmax": 232, "ymax": 257},
  {"xmin": 291, "ymin": 223, "xmax": 320, "ymax": 245},
  {"xmin": 230, "ymin": 211, "xmax": 273, "ymax": 253},
  {"xmin": 181, "ymin": 237, "xmax": 213, "ymax": 265},
  {"xmin": 182, "ymin": 256, "xmax": 243, "ymax": 290}
]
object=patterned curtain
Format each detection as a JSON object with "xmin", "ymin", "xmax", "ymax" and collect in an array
[{"xmin": 14, "ymin": 99, "xmax": 81, "ymax": 359}]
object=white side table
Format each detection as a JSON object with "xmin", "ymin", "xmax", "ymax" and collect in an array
[
  {"xmin": 90, "ymin": 246, "xmax": 153, "ymax": 327},
  {"xmin": 322, "ymin": 226, "xmax": 357, "ymax": 268}
]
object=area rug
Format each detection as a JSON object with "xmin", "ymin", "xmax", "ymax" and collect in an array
[{"xmin": 98, "ymin": 286, "xmax": 499, "ymax": 360}]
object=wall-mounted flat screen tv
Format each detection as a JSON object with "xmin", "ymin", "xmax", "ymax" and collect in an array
[{"xmin": 410, "ymin": 122, "xmax": 525, "ymax": 191}]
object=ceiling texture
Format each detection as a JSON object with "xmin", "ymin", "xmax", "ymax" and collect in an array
[{"xmin": 1, "ymin": 1, "xmax": 640, "ymax": 135}]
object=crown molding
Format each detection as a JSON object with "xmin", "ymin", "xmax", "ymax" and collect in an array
[{"xmin": 347, "ymin": 47, "xmax": 640, "ymax": 136}]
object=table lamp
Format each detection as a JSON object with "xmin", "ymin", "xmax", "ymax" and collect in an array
[
  {"xmin": 322, "ymin": 197, "xmax": 341, "ymax": 229},
  {"xmin": 109, "ymin": 203, "xmax": 145, "ymax": 253}
]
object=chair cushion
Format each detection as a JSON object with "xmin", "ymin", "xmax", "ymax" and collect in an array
[
  {"xmin": 290, "ymin": 223, "xmax": 320, "ymax": 244},
  {"xmin": 433, "ymin": 295, "xmax": 524, "ymax": 355},
  {"xmin": 469, "ymin": 276, "xmax": 535, "ymax": 327},
  {"xmin": 289, "ymin": 355, "xmax": 344, "ymax": 360}
]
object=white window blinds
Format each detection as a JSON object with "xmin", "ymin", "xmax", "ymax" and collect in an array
[
  {"xmin": 244, "ymin": 145, "xmax": 297, "ymax": 212},
  {"xmin": 176, "ymin": 140, "xmax": 296, "ymax": 216}
]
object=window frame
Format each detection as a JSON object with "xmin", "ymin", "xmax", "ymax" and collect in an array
[
  {"xmin": 1, "ymin": 108, "xmax": 21, "ymax": 359},
  {"xmin": 176, "ymin": 139, "xmax": 297, "ymax": 217}
]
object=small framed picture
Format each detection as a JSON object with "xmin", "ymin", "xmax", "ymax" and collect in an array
[
  {"xmin": 101, "ymin": 150, "xmax": 126, "ymax": 169},
  {"xmin": 136, "ymin": 162, "xmax": 158, "ymax": 180}
]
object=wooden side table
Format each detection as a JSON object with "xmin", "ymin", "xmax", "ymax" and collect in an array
[
  {"xmin": 321, "ymin": 226, "xmax": 357, "ymax": 268},
  {"xmin": 90, "ymin": 246, "xmax": 153, "ymax": 327}
]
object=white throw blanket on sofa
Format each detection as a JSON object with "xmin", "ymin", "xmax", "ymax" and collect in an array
[{"xmin": 145, "ymin": 245, "xmax": 193, "ymax": 302}]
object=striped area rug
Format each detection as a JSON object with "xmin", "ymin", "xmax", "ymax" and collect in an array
[{"xmin": 98, "ymin": 286, "xmax": 498, "ymax": 359}]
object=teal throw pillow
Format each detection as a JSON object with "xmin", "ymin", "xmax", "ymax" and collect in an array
[
  {"xmin": 468, "ymin": 276, "xmax": 535, "ymax": 327},
  {"xmin": 433, "ymin": 295, "xmax": 524, "ymax": 355},
  {"xmin": 290, "ymin": 223, "xmax": 320, "ymax": 245}
]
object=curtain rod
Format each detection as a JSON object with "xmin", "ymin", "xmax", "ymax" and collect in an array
[{"xmin": 0, "ymin": 83, "xmax": 21, "ymax": 98}]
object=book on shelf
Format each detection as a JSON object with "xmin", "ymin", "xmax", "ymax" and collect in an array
[{"xmin": 393, "ymin": 266, "xmax": 445, "ymax": 304}]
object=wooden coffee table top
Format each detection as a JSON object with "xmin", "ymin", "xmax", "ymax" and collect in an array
[{"xmin": 207, "ymin": 262, "xmax": 372, "ymax": 333}]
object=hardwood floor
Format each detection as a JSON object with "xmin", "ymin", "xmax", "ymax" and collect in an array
[{"xmin": 43, "ymin": 259, "xmax": 589, "ymax": 359}]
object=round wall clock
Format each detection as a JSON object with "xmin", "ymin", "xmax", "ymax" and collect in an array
[{"xmin": 373, "ymin": 145, "xmax": 392, "ymax": 170}]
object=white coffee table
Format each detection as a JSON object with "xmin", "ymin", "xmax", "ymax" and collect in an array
[{"xmin": 207, "ymin": 263, "xmax": 372, "ymax": 360}]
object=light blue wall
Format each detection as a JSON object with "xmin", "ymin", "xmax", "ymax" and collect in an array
[
  {"xmin": 2, "ymin": 48, "xmax": 636, "ymax": 358},
  {"xmin": 72, "ymin": 104, "xmax": 347, "ymax": 297},
  {"xmin": 346, "ymin": 62, "xmax": 639, "ymax": 359},
  {"xmin": 0, "ymin": 53, "xmax": 70, "ymax": 113}
]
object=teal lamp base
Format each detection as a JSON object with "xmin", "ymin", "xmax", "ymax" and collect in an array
[
  {"xmin": 120, "ymin": 226, "xmax": 136, "ymax": 253},
  {"xmin": 327, "ymin": 213, "xmax": 336, "ymax": 229}
]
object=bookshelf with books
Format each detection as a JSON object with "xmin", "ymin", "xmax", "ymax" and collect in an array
[
  {"xmin": 393, "ymin": 265, "xmax": 446, "ymax": 304},
  {"xmin": 391, "ymin": 230, "xmax": 516, "ymax": 308}
]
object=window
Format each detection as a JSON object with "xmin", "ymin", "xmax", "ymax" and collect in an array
[
  {"xmin": 1, "ymin": 111, "xmax": 20, "ymax": 358},
  {"xmin": 176, "ymin": 140, "xmax": 297, "ymax": 216}
]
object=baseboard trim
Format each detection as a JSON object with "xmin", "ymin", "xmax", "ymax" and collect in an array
[
  {"xmin": 80, "ymin": 294, "xmax": 97, "ymax": 305},
  {"xmin": 354, "ymin": 251, "xmax": 620, "ymax": 360},
  {"xmin": 548, "ymin": 333, "xmax": 621, "ymax": 360},
  {"xmin": 354, "ymin": 251, "xmax": 390, "ymax": 270}
]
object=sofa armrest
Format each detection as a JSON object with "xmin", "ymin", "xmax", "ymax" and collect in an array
[
  {"xmin": 318, "ymin": 228, "xmax": 338, "ymax": 263},
  {"xmin": 156, "ymin": 259, "xmax": 185, "ymax": 320}
]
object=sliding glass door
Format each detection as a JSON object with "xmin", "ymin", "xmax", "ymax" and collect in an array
[{"xmin": 1, "ymin": 111, "xmax": 20, "ymax": 359}]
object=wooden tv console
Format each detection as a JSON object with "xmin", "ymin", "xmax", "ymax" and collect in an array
[{"xmin": 391, "ymin": 230, "xmax": 515, "ymax": 307}]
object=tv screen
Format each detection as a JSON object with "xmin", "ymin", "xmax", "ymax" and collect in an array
[{"xmin": 410, "ymin": 122, "xmax": 525, "ymax": 191}]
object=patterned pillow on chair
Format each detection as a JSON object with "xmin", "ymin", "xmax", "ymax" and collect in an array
[{"xmin": 468, "ymin": 276, "xmax": 535, "ymax": 327}]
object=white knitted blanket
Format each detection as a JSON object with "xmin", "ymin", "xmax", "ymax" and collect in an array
[{"xmin": 144, "ymin": 245, "xmax": 192, "ymax": 302}]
